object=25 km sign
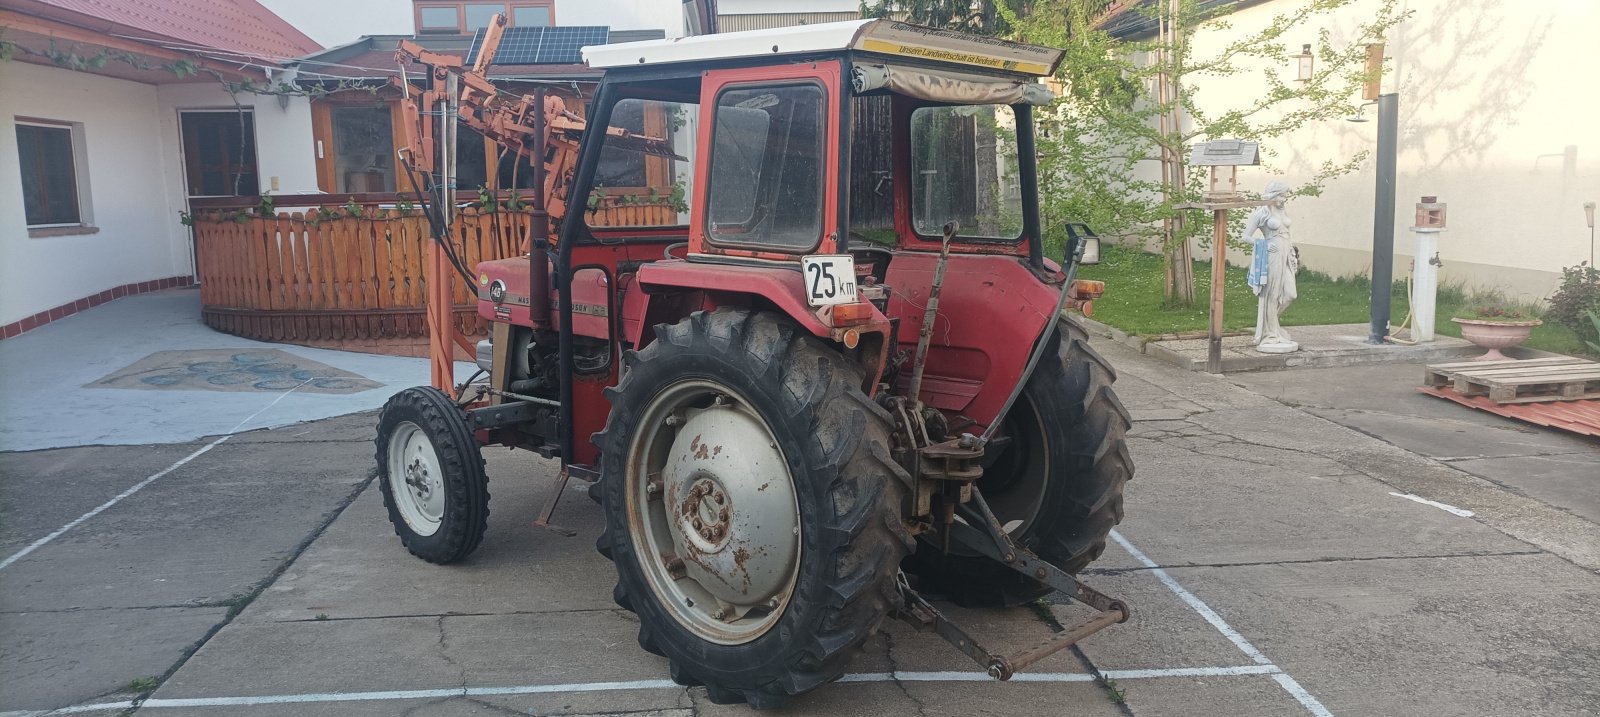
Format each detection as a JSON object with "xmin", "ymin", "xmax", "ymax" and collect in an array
[{"xmin": 801, "ymin": 255, "xmax": 858, "ymax": 307}]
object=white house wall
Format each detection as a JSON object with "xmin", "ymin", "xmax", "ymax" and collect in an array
[
  {"xmin": 1180, "ymin": 0, "xmax": 1599, "ymax": 300},
  {"xmin": 0, "ymin": 61, "xmax": 193, "ymax": 325}
]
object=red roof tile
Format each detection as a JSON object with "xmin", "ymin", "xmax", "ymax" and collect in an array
[{"xmin": 12, "ymin": 0, "xmax": 321, "ymax": 62}]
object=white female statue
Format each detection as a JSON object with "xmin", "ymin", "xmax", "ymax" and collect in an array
[{"xmin": 1243, "ymin": 180, "xmax": 1299, "ymax": 353}]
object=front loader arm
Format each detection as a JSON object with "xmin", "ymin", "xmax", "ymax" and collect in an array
[{"xmin": 391, "ymin": 15, "xmax": 679, "ymax": 227}]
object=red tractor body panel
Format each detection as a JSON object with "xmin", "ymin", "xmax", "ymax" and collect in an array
[
  {"xmin": 475, "ymin": 256, "xmax": 611, "ymax": 339},
  {"xmin": 884, "ymin": 252, "xmax": 1063, "ymax": 431},
  {"xmin": 635, "ymin": 260, "xmax": 832, "ymax": 337}
]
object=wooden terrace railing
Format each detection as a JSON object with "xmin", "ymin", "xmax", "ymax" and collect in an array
[{"xmin": 189, "ymin": 193, "xmax": 678, "ymax": 344}]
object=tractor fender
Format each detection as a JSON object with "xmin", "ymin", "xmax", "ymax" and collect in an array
[
  {"xmin": 625, "ymin": 260, "xmax": 890, "ymax": 393},
  {"xmin": 628, "ymin": 260, "xmax": 833, "ymax": 344}
]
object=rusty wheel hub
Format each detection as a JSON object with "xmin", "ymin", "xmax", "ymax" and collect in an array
[{"xmin": 626, "ymin": 380, "xmax": 800, "ymax": 644}]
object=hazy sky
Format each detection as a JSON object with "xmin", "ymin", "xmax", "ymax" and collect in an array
[{"xmin": 255, "ymin": 0, "xmax": 413, "ymax": 49}]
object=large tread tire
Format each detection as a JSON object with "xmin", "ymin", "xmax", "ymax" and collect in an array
[
  {"xmin": 375, "ymin": 386, "xmax": 490, "ymax": 564},
  {"xmin": 904, "ymin": 315, "xmax": 1132, "ymax": 607},
  {"xmin": 594, "ymin": 309, "xmax": 911, "ymax": 709}
]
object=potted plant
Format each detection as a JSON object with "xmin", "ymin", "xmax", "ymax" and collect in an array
[{"xmin": 1451, "ymin": 304, "xmax": 1541, "ymax": 361}]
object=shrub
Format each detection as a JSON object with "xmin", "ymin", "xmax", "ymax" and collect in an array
[{"xmin": 1547, "ymin": 263, "xmax": 1600, "ymax": 345}]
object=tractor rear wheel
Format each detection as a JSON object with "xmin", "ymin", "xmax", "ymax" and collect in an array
[
  {"xmin": 375, "ymin": 386, "xmax": 490, "ymax": 564},
  {"xmin": 904, "ymin": 316, "xmax": 1132, "ymax": 607},
  {"xmin": 594, "ymin": 309, "xmax": 910, "ymax": 709}
]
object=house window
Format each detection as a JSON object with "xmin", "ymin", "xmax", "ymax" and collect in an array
[
  {"xmin": 180, "ymin": 110, "xmax": 259, "ymax": 197},
  {"xmin": 415, "ymin": 1, "xmax": 555, "ymax": 33},
  {"xmin": 513, "ymin": 5, "xmax": 551, "ymax": 26},
  {"xmin": 330, "ymin": 105, "xmax": 396, "ymax": 193},
  {"xmin": 15, "ymin": 119, "xmax": 91, "ymax": 228}
]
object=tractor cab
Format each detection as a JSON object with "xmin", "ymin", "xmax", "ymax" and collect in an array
[
  {"xmin": 473, "ymin": 20, "xmax": 1097, "ymax": 461},
  {"xmin": 381, "ymin": 20, "xmax": 1132, "ymax": 708}
]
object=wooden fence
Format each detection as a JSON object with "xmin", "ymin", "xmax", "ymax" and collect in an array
[{"xmin": 193, "ymin": 198, "xmax": 677, "ymax": 343}]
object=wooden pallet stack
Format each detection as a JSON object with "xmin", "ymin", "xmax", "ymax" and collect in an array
[
  {"xmin": 1420, "ymin": 356, "xmax": 1600, "ymax": 437},
  {"xmin": 1424, "ymin": 357, "xmax": 1600, "ymax": 404}
]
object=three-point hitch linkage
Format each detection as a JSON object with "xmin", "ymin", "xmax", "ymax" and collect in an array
[{"xmin": 889, "ymin": 224, "xmax": 1131, "ymax": 678}]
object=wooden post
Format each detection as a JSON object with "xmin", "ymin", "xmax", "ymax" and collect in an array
[{"xmin": 1207, "ymin": 205, "xmax": 1227, "ymax": 374}]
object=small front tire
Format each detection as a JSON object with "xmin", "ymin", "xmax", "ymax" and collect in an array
[{"xmin": 375, "ymin": 386, "xmax": 490, "ymax": 564}]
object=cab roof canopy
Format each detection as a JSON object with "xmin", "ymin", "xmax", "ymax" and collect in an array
[{"xmin": 582, "ymin": 19, "xmax": 1065, "ymax": 78}]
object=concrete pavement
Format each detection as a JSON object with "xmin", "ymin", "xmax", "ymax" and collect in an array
[
  {"xmin": 2, "ymin": 334, "xmax": 1597, "ymax": 715},
  {"xmin": 0, "ymin": 289, "xmax": 471, "ymax": 451}
]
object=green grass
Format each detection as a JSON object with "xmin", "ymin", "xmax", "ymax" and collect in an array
[
  {"xmin": 124, "ymin": 676, "xmax": 161, "ymax": 694},
  {"xmin": 1078, "ymin": 245, "xmax": 1595, "ymax": 356}
]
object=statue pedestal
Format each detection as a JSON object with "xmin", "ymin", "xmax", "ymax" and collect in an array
[{"xmin": 1256, "ymin": 340, "xmax": 1300, "ymax": 354}]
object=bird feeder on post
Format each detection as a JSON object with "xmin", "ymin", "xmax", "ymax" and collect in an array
[{"xmin": 1181, "ymin": 140, "xmax": 1266, "ymax": 373}]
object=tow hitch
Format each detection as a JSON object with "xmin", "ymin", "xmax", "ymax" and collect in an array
[{"xmin": 895, "ymin": 487, "xmax": 1131, "ymax": 680}]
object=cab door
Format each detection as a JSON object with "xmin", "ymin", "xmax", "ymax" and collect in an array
[{"xmin": 690, "ymin": 61, "xmax": 842, "ymax": 262}]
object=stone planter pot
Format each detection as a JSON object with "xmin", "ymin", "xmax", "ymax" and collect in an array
[{"xmin": 1452, "ymin": 317, "xmax": 1541, "ymax": 361}]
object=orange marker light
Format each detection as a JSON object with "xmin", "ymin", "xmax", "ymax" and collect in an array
[
  {"xmin": 1070, "ymin": 279, "xmax": 1106, "ymax": 300},
  {"xmin": 831, "ymin": 301, "xmax": 876, "ymax": 326},
  {"xmin": 843, "ymin": 328, "xmax": 861, "ymax": 348}
]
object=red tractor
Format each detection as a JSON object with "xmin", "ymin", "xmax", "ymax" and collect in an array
[{"xmin": 378, "ymin": 18, "xmax": 1132, "ymax": 708}]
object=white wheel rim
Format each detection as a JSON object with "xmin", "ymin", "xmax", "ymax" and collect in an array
[
  {"xmin": 625, "ymin": 380, "xmax": 802, "ymax": 645},
  {"xmin": 388, "ymin": 421, "xmax": 445, "ymax": 537}
]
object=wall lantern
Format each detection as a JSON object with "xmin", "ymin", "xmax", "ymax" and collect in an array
[{"xmin": 1295, "ymin": 44, "xmax": 1314, "ymax": 81}]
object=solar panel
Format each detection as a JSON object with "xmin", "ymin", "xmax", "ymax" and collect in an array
[{"xmin": 467, "ymin": 26, "xmax": 610, "ymax": 65}]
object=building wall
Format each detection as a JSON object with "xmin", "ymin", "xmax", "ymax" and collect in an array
[
  {"xmin": 0, "ymin": 61, "xmax": 196, "ymax": 326},
  {"xmin": 1178, "ymin": 0, "xmax": 1599, "ymax": 300}
]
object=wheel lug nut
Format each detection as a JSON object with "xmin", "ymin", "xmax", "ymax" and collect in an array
[
  {"xmin": 664, "ymin": 554, "xmax": 685, "ymax": 579},
  {"xmin": 712, "ymin": 609, "xmax": 726, "ymax": 620}
]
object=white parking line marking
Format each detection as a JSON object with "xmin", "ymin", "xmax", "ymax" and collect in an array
[
  {"xmin": 1272, "ymin": 673, "xmax": 1336, "ymax": 717},
  {"xmin": 1111, "ymin": 529, "xmax": 1334, "ymax": 716},
  {"xmin": 0, "ymin": 434, "xmax": 230, "ymax": 572},
  {"xmin": 1099, "ymin": 664, "xmax": 1282, "ymax": 680},
  {"xmin": 5, "ymin": 666, "xmax": 1286, "ymax": 714},
  {"xmin": 1389, "ymin": 492, "xmax": 1475, "ymax": 517},
  {"xmin": 0, "ymin": 381, "xmax": 311, "ymax": 572}
]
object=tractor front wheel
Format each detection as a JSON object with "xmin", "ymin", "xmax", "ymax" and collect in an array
[
  {"xmin": 375, "ymin": 386, "xmax": 490, "ymax": 564},
  {"xmin": 903, "ymin": 316, "xmax": 1133, "ymax": 607},
  {"xmin": 594, "ymin": 309, "xmax": 910, "ymax": 708}
]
